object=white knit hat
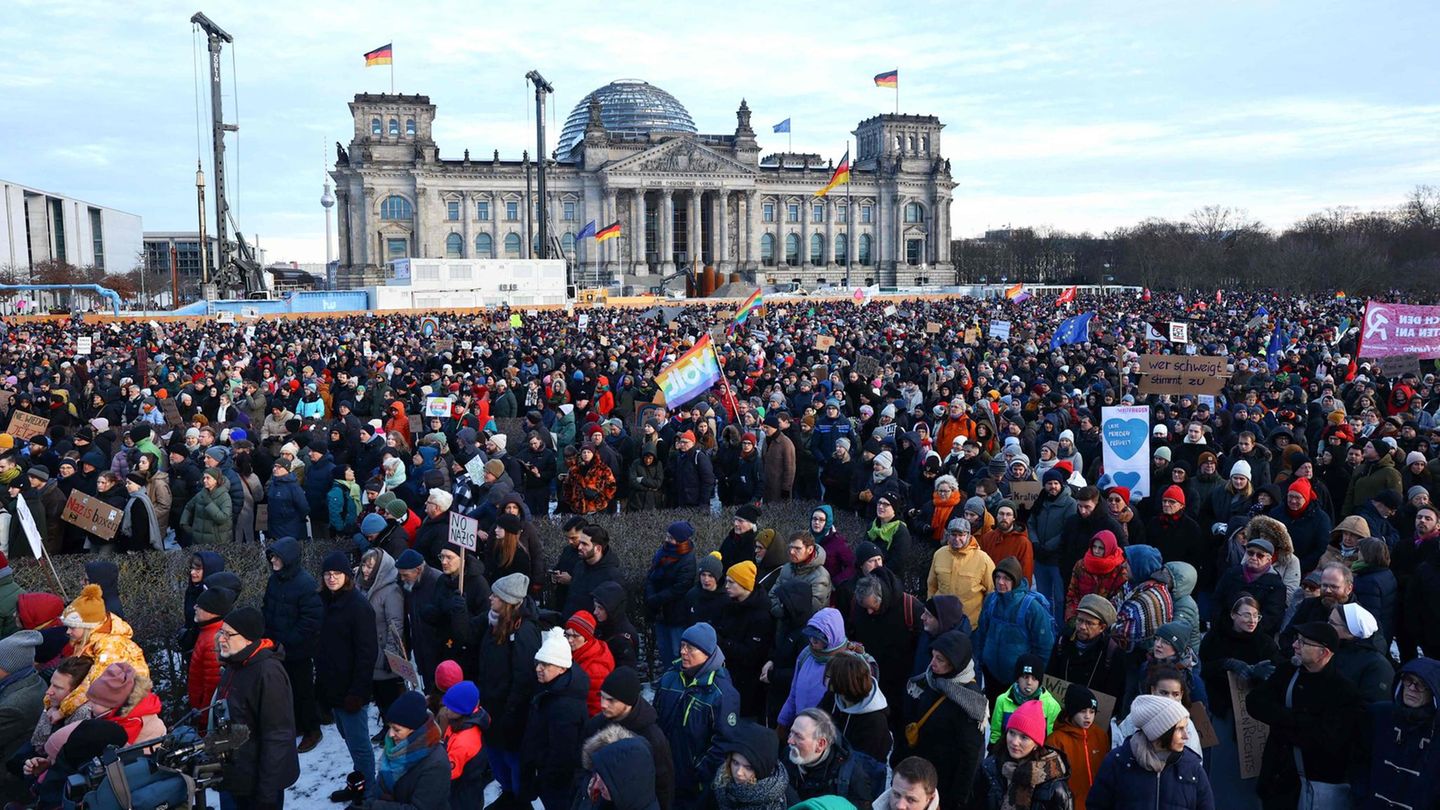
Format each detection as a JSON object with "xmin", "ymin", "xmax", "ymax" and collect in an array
[
  {"xmin": 535, "ymin": 627, "xmax": 572, "ymax": 669},
  {"xmin": 1129, "ymin": 695, "xmax": 1190, "ymax": 741},
  {"xmin": 1341, "ymin": 603, "xmax": 1379, "ymax": 640},
  {"xmin": 1229, "ymin": 460, "xmax": 1252, "ymax": 480}
]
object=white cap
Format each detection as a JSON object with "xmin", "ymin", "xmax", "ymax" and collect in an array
[
  {"xmin": 535, "ymin": 627, "xmax": 572, "ymax": 668},
  {"xmin": 1341, "ymin": 603, "xmax": 1379, "ymax": 640},
  {"xmin": 1230, "ymin": 460, "xmax": 1252, "ymax": 480}
]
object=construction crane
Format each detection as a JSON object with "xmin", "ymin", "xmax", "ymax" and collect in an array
[{"xmin": 191, "ymin": 11, "xmax": 269, "ymax": 299}]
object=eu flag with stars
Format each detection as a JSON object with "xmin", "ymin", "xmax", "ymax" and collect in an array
[
  {"xmin": 773, "ymin": 118, "xmax": 791, "ymax": 133},
  {"xmin": 1267, "ymin": 326, "xmax": 1283, "ymax": 372},
  {"xmin": 1050, "ymin": 312, "xmax": 1096, "ymax": 349},
  {"xmin": 575, "ymin": 220, "xmax": 597, "ymax": 240}
]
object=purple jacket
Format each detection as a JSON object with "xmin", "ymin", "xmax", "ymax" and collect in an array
[{"xmin": 779, "ymin": 608, "xmax": 848, "ymax": 726}]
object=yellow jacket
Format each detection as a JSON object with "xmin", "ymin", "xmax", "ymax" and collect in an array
[
  {"xmin": 60, "ymin": 615, "xmax": 151, "ymax": 716},
  {"xmin": 927, "ymin": 541, "xmax": 996, "ymax": 625}
]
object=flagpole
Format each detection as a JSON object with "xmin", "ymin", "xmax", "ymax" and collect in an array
[
  {"xmin": 390, "ymin": 45, "xmax": 395, "ymax": 93},
  {"xmin": 845, "ymin": 139, "xmax": 852, "ymax": 288}
]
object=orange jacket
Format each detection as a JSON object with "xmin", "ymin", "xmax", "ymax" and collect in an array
[
  {"xmin": 979, "ymin": 525, "xmax": 1035, "ymax": 581},
  {"xmin": 188, "ymin": 620, "xmax": 224, "ymax": 719},
  {"xmin": 445, "ymin": 722, "xmax": 484, "ymax": 779},
  {"xmin": 1047, "ymin": 718, "xmax": 1108, "ymax": 810}
]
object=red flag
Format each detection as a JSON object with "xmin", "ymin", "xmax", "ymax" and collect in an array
[
  {"xmin": 1216, "ymin": 289, "xmax": 1223, "ymax": 304},
  {"xmin": 1142, "ymin": 288, "xmax": 1151, "ymax": 302},
  {"xmin": 1056, "ymin": 286, "xmax": 1077, "ymax": 306}
]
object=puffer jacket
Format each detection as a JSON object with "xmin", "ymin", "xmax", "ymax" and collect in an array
[
  {"xmin": 654, "ymin": 649, "xmax": 741, "ymax": 799},
  {"xmin": 264, "ymin": 470, "xmax": 309, "ymax": 541},
  {"xmin": 1048, "ymin": 718, "xmax": 1108, "ymax": 810},
  {"xmin": 1163, "ymin": 561, "xmax": 1202, "ymax": 653},
  {"xmin": 926, "ymin": 537, "xmax": 996, "ymax": 625},
  {"xmin": 770, "ymin": 545, "xmax": 832, "ymax": 617},
  {"xmin": 261, "ymin": 537, "xmax": 323, "ymax": 660},
  {"xmin": 1086, "ymin": 736, "xmax": 1214, "ymax": 810},
  {"xmin": 188, "ymin": 617, "xmax": 224, "ymax": 718},
  {"xmin": 778, "ymin": 608, "xmax": 872, "ymax": 726},
  {"xmin": 973, "ymin": 577, "xmax": 1055, "ymax": 682},
  {"xmin": 58, "ymin": 610, "xmax": 150, "ymax": 717},
  {"xmin": 181, "ymin": 484, "xmax": 233, "ymax": 545}
]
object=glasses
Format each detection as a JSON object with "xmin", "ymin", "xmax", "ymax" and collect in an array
[
  {"xmin": 215, "ymin": 629, "xmax": 233, "ymax": 639},
  {"xmin": 1244, "ymin": 550, "xmax": 1270, "ymax": 559},
  {"xmin": 1233, "ymin": 611, "xmax": 1260, "ymax": 621},
  {"xmin": 1295, "ymin": 637, "xmax": 1328, "ymax": 649}
]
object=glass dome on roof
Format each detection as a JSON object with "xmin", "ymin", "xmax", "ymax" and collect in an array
[{"xmin": 556, "ymin": 79, "xmax": 697, "ymax": 157}]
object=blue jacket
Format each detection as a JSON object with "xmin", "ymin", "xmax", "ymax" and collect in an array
[
  {"xmin": 812, "ymin": 414, "xmax": 854, "ymax": 463},
  {"xmin": 666, "ymin": 448, "xmax": 715, "ymax": 508},
  {"xmin": 654, "ymin": 651, "xmax": 740, "ymax": 798},
  {"xmin": 265, "ymin": 471, "xmax": 310, "ymax": 542},
  {"xmin": 1361, "ymin": 658, "xmax": 1440, "ymax": 810},
  {"xmin": 303, "ymin": 453, "xmax": 336, "ymax": 524},
  {"xmin": 262, "ymin": 537, "xmax": 323, "ymax": 660},
  {"xmin": 972, "ymin": 579, "xmax": 1054, "ymax": 683},
  {"xmin": 644, "ymin": 543, "xmax": 698, "ymax": 627},
  {"xmin": 1087, "ymin": 738, "xmax": 1215, "ymax": 810}
]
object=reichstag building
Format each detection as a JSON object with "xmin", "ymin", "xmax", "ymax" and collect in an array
[{"xmin": 331, "ymin": 79, "xmax": 955, "ymax": 290}]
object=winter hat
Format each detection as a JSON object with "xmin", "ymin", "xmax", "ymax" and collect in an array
[
  {"xmin": 1407, "ymin": 451, "xmax": 1428, "ymax": 467},
  {"xmin": 1006, "ymin": 699, "xmax": 1048, "ymax": 744},
  {"xmin": 62, "ymin": 584, "xmax": 108, "ymax": 629},
  {"xmin": 855, "ymin": 540, "xmax": 885, "ymax": 567},
  {"xmin": 963, "ymin": 496, "xmax": 987, "ymax": 518},
  {"xmin": 1152, "ymin": 424, "xmax": 1168, "ymax": 437},
  {"xmin": 387, "ymin": 691, "xmax": 430, "ymax": 730},
  {"xmin": 668, "ymin": 521, "xmax": 695, "ymax": 542},
  {"xmin": 361, "ymin": 513, "xmax": 388, "ymax": 535},
  {"xmin": 26, "ymin": 466, "xmax": 49, "ymax": 483},
  {"xmin": 726, "ymin": 561, "xmax": 757, "ymax": 592},
  {"xmin": 996, "ymin": 499, "xmax": 1019, "ymax": 516},
  {"xmin": 1376, "ymin": 489, "xmax": 1403, "ymax": 510},
  {"xmin": 1153, "ymin": 446, "xmax": 1172, "ymax": 462},
  {"xmin": 994, "ymin": 556, "xmax": 1024, "ymax": 588},
  {"xmin": 1063, "ymin": 684, "xmax": 1098, "ymax": 720},
  {"xmin": 203, "ymin": 468, "xmax": 225, "ymax": 485},
  {"xmin": 699, "ymin": 551, "xmax": 725, "ymax": 581},
  {"xmin": 1106, "ymin": 486, "xmax": 1131, "ymax": 505},
  {"xmin": 1014, "ymin": 653, "xmax": 1046, "ymax": 681},
  {"xmin": 87, "ymin": 662, "xmax": 137, "ymax": 712},
  {"xmin": 321, "ymin": 552, "xmax": 351, "ymax": 576},
  {"xmin": 128, "ymin": 424, "xmax": 151, "ymax": 443},
  {"xmin": 566, "ymin": 611, "xmax": 599, "ymax": 643},
  {"xmin": 492, "ymin": 573, "xmax": 529, "ymax": 605},
  {"xmin": 1230, "ymin": 460, "xmax": 1252, "ymax": 480},
  {"xmin": 1294, "ymin": 621, "xmax": 1339, "ymax": 652},
  {"xmin": 195, "ymin": 586, "xmax": 235, "ymax": 616},
  {"xmin": 125, "ymin": 472, "xmax": 147, "ymax": 488},
  {"xmin": 225, "ymin": 606, "xmax": 265, "ymax": 641},
  {"xmin": 394, "ymin": 549, "xmax": 425, "ymax": 570},
  {"xmin": 1042, "ymin": 468, "xmax": 1068, "ymax": 486},
  {"xmin": 931, "ymin": 629, "xmax": 972, "ymax": 671},
  {"xmin": 1154, "ymin": 622, "xmax": 1191, "ymax": 654},
  {"xmin": 946, "ymin": 517, "xmax": 972, "ymax": 534},
  {"xmin": 0, "ymin": 629, "xmax": 42, "ymax": 674},
  {"xmin": 443, "ymin": 681, "xmax": 480, "ymax": 716},
  {"xmin": 497, "ymin": 513, "xmax": 523, "ymax": 534},
  {"xmin": 1341, "ymin": 603, "xmax": 1379, "ymax": 640},
  {"xmin": 535, "ymin": 627, "xmax": 572, "ymax": 668},
  {"xmin": 601, "ymin": 666, "xmax": 643, "ymax": 707},
  {"xmin": 1161, "ymin": 485, "xmax": 1186, "ymax": 505},
  {"xmin": 735, "ymin": 504, "xmax": 762, "ymax": 523},
  {"xmin": 1129, "ymin": 694, "xmax": 1190, "ymax": 741},
  {"xmin": 489, "ymin": 434, "xmax": 508, "ymax": 452},
  {"xmin": 681, "ymin": 622, "xmax": 719, "ymax": 657},
  {"xmin": 1409, "ymin": 485, "xmax": 1431, "ymax": 502},
  {"xmin": 483, "ymin": 459, "xmax": 506, "ymax": 478},
  {"xmin": 435, "ymin": 660, "xmax": 464, "ymax": 691},
  {"xmin": 205, "ymin": 447, "xmax": 227, "ymax": 463},
  {"xmin": 1076, "ymin": 594, "xmax": 1117, "ymax": 626}
]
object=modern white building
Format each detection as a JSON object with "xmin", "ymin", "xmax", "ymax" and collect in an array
[
  {"xmin": 0, "ymin": 180, "xmax": 143, "ymax": 274},
  {"xmin": 369, "ymin": 257, "xmax": 568, "ymax": 309}
]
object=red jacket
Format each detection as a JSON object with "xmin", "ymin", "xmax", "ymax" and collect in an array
[
  {"xmin": 114, "ymin": 692, "xmax": 166, "ymax": 744},
  {"xmin": 189, "ymin": 620, "xmax": 224, "ymax": 720},
  {"xmin": 571, "ymin": 639, "xmax": 615, "ymax": 716}
]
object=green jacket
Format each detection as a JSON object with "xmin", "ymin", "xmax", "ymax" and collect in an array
[
  {"xmin": 0, "ymin": 662, "xmax": 45, "ymax": 763},
  {"xmin": 182, "ymin": 486, "xmax": 234, "ymax": 545},
  {"xmin": 0, "ymin": 572, "xmax": 21, "ymax": 640},
  {"xmin": 988, "ymin": 685, "xmax": 1062, "ymax": 744}
]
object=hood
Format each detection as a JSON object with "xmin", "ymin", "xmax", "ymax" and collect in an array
[
  {"xmin": 834, "ymin": 677, "xmax": 889, "ymax": 715},
  {"xmin": 591, "ymin": 733, "xmax": 659, "ymax": 810},
  {"xmin": 928, "ymin": 594, "xmax": 966, "ymax": 634},
  {"xmin": 266, "ymin": 536, "xmax": 303, "ymax": 574},
  {"xmin": 84, "ymin": 561, "xmax": 124, "ymax": 616},
  {"xmin": 417, "ymin": 445, "xmax": 439, "ymax": 465},
  {"xmin": 811, "ymin": 505, "xmax": 835, "ymax": 539},
  {"xmin": 795, "ymin": 543, "xmax": 828, "ymax": 573},
  {"xmin": 17, "ymin": 592, "xmax": 65, "ymax": 630},
  {"xmin": 1126, "ymin": 545, "xmax": 1163, "ymax": 583},
  {"xmin": 804, "ymin": 607, "xmax": 847, "ymax": 649},
  {"xmin": 775, "ymin": 579, "xmax": 817, "ymax": 626},
  {"xmin": 592, "ymin": 580, "xmax": 629, "ymax": 621},
  {"xmin": 1164, "ymin": 561, "xmax": 1196, "ymax": 598},
  {"xmin": 192, "ymin": 551, "xmax": 225, "ymax": 581},
  {"xmin": 1396, "ymin": 658, "xmax": 1440, "ymax": 709},
  {"xmin": 363, "ymin": 548, "xmax": 399, "ymax": 595}
]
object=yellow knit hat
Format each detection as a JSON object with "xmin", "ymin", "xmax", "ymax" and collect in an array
[
  {"xmin": 63, "ymin": 584, "xmax": 108, "ymax": 629},
  {"xmin": 0, "ymin": 434, "xmax": 13, "ymax": 450},
  {"xmin": 726, "ymin": 561, "xmax": 757, "ymax": 592}
]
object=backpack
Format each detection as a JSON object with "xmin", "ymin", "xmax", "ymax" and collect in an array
[
  {"xmin": 985, "ymin": 590, "xmax": 1056, "ymax": 655},
  {"xmin": 331, "ymin": 483, "xmax": 357, "ymax": 529},
  {"xmin": 835, "ymin": 748, "xmax": 887, "ymax": 802}
]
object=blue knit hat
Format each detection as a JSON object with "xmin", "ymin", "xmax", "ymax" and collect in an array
[
  {"xmin": 681, "ymin": 622, "xmax": 718, "ymax": 657},
  {"xmin": 395, "ymin": 549, "xmax": 424, "ymax": 570},
  {"xmin": 361, "ymin": 513, "xmax": 387, "ymax": 535},
  {"xmin": 1042, "ymin": 467, "xmax": 1067, "ymax": 485},
  {"xmin": 387, "ymin": 691, "xmax": 429, "ymax": 730},
  {"xmin": 443, "ymin": 681, "xmax": 480, "ymax": 716},
  {"xmin": 667, "ymin": 521, "xmax": 695, "ymax": 542}
]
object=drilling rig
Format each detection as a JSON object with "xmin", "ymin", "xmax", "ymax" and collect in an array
[{"xmin": 191, "ymin": 11, "xmax": 270, "ymax": 299}]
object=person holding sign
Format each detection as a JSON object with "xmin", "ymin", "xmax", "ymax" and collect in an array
[{"xmin": 1088, "ymin": 694, "xmax": 1213, "ymax": 810}]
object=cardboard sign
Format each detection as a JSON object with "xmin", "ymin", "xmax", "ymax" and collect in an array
[
  {"xmin": 385, "ymin": 651, "xmax": 420, "ymax": 690},
  {"xmin": 255, "ymin": 503, "xmax": 268, "ymax": 533},
  {"xmin": 926, "ymin": 322, "xmax": 943, "ymax": 334},
  {"xmin": 599, "ymin": 337, "xmax": 610, "ymax": 347},
  {"xmin": 1042, "ymin": 676, "xmax": 1116, "ymax": 734},
  {"xmin": 217, "ymin": 311, "xmax": 235, "ymax": 324},
  {"xmin": 0, "ymin": 391, "xmax": 12, "ymax": 412},
  {"xmin": 425, "ymin": 397, "xmax": 452, "ymax": 419},
  {"xmin": 465, "ymin": 454, "xmax": 488, "ymax": 483},
  {"xmin": 989, "ymin": 320, "xmax": 1012, "ymax": 340},
  {"xmin": 578, "ymin": 314, "xmax": 590, "ymax": 328},
  {"xmin": 160, "ymin": 398, "xmax": 185, "ymax": 428},
  {"xmin": 963, "ymin": 327, "xmax": 981, "ymax": 346},
  {"xmin": 460, "ymin": 340, "xmax": 473, "ymax": 350},
  {"xmin": 1168, "ymin": 321, "xmax": 1189, "ymax": 344},
  {"xmin": 1189, "ymin": 701, "xmax": 1219, "ymax": 748},
  {"xmin": 408, "ymin": 415, "xmax": 422, "ymax": 435},
  {"xmin": 883, "ymin": 304, "xmax": 897, "ymax": 317},
  {"xmin": 1371, "ymin": 353, "xmax": 1420, "ymax": 379},
  {"xmin": 854, "ymin": 356, "xmax": 881, "ymax": 379},
  {"xmin": 1137, "ymin": 355, "xmax": 1227, "ymax": 396},
  {"xmin": 76, "ymin": 336, "xmax": 93, "ymax": 355},
  {"xmin": 815, "ymin": 335, "xmax": 836, "ymax": 351},
  {"xmin": 434, "ymin": 339, "xmax": 454, "ymax": 353},
  {"xmin": 1228, "ymin": 673, "xmax": 1270, "ymax": 778},
  {"xmin": 61, "ymin": 490, "xmax": 122, "ymax": 541},
  {"xmin": 510, "ymin": 314, "xmax": 524, "ymax": 328},
  {"xmin": 1009, "ymin": 480, "xmax": 1043, "ymax": 510},
  {"xmin": 449, "ymin": 512, "xmax": 480, "ymax": 551},
  {"xmin": 6, "ymin": 411, "xmax": 49, "ymax": 441}
]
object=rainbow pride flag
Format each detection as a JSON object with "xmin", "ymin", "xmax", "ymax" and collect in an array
[
  {"xmin": 655, "ymin": 334, "xmax": 722, "ymax": 409},
  {"xmin": 733, "ymin": 289, "xmax": 763, "ymax": 327}
]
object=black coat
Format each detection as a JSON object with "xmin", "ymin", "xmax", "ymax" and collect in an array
[
  {"xmin": 666, "ymin": 448, "xmax": 715, "ymax": 507},
  {"xmin": 582, "ymin": 698, "xmax": 677, "ymax": 810},
  {"xmin": 718, "ymin": 529, "xmax": 756, "ymax": 575},
  {"xmin": 520, "ymin": 666, "xmax": 590, "ymax": 802},
  {"xmin": 315, "ymin": 586, "xmax": 378, "ymax": 708},
  {"xmin": 593, "ymin": 581, "xmax": 639, "ymax": 671},
  {"xmin": 215, "ymin": 640, "xmax": 300, "ymax": 801},
  {"xmin": 261, "ymin": 537, "xmax": 323, "ymax": 660},
  {"xmin": 1211, "ymin": 565, "xmax": 1288, "ymax": 638},
  {"xmin": 846, "ymin": 567, "xmax": 918, "ymax": 715},
  {"xmin": 1249, "ymin": 659, "xmax": 1365, "ymax": 803},
  {"xmin": 1196, "ymin": 620, "xmax": 1279, "ymax": 718},
  {"xmin": 895, "ymin": 671, "xmax": 989, "ymax": 810},
  {"xmin": 715, "ymin": 586, "xmax": 774, "ymax": 718},
  {"xmin": 1146, "ymin": 513, "xmax": 1211, "ymax": 588},
  {"xmin": 371, "ymin": 741, "xmax": 451, "ymax": 810},
  {"xmin": 780, "ymin": 735, "xmax": 877, "ymax": 809},
  {"xmin": 564, "ymin": 550, "xmax": 624, "ymax": 618},
  {"xmin": 404, "ymin": 566, "xmax": 468, "ymax": 689},
  {"xmin": 685, "ymin": 585, "xmax": 728, "ymax": 629},
  {"xmin": 1047, "ymin": 630, "xmax": 1127, "ymax": 702},
  {"xmin": 1353, "ymin": 564, "xmax": 1398, "ymax": 646},
  {"xmin": 413, "ymin": 513, "xmax": 451, "ymax": 569},
  {"xmin": 818, "ymin": 692, "xmax": 892, "ymax": 765},
  {"xmin": 645, "ymin": 547, "xmax": 698, "ymax": 627},
  {"xmin": 477, "ymin": 609, "xmax": 542, "ymax": 749}
]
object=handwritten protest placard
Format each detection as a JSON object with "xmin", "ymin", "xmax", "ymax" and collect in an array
[
  {"xmin": 385, "ymin": 652, "xmax": 420, "ymax": 690},
  {"xmin": 1228, "ymin": 672, "xmax": 1270, "ymax": 778},
  {"xmin": 449, "ymin": 512, "xmax": 480, "ymax": 551},
  {"xmin": 61, "ymin": 490, "xmax": 122, "ymax": 541},
  {"xmin": 815, "ymin": 335, "xmax": 836, "ymax": 351},
  {"xmin": 1009, "ymin": 481, "xmax": 1043, "ymax": 510},
  {"xmin": 1137, "ymin": 355, "xmax": 1227, "ymax": 396},
  {"xmin": 6, "ymin": 411, "xmax": 50, "ymax": 441},
  {"xmin": 1189, "ymin": 701, "xmax": 1219, "ymax": 748}
]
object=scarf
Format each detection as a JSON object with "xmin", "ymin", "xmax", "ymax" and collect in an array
[
  {"xmin": 1082, "ymin": 543, "xmax": 1125, "ymax": 576},
  {"xmin": 1154, "ymin": 509, "xmax": 1184, "ymax": 530},
  {"xmin": 384, "ymin": 466, "xmax": 406, "ymax": 489},
  {"xmin": 378, "ymin": 718, "xmax": 442, "ymax": 794},
  {"xmin": 998, "ymin": 748, "xmax": 1065, "ymax": 810},
  {"xmin": 930, "ymin": 489, "xmax": 962, "ymax": 539},
  {"xmin": 1128, "ymin": 731, "xmax": 1174, "ymax": 773},
  {"xmin": 713, "ymin": 767, "xmax": 791, "ymax": 809},
  {"xmin": 868, "ymin": 518, "xmax": 903, "ymax": 549},
  {"xmin": 1241, "ymin": 562, "xmax": 1273, "ymax": 583},
  {"xmin": 652, "ymin": 540, "xmax": 693, "ymax": 567}
]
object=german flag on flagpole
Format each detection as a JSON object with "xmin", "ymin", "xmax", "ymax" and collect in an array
[
  {"xmin": 873, "ymin": 70, "xmax": 898, "ymax": 88},
  {"xmin": 815, "ymin": 150, "xmax": 850, "ymax": 197},
  {"xmin": 595, "ymin": 221, "xmax": 622, "ymax": 242},
  {"xmin": 364, "ymin": 43, "xmax": 393, "ymax": 66}
]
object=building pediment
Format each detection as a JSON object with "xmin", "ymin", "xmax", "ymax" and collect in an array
[{"xmin": 602, "ymin": 137, "xmax": 757, "ymax": 178}]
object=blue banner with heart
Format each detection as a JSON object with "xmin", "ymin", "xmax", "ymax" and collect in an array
[{"xmin": 1100, "ymin": 405, "xmax": 1152, "ymax": 500}]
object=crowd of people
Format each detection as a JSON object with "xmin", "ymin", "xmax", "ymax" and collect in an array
[{"xmin": 0, "ymin": 288, "xmax": 1438, "ymax": 810}]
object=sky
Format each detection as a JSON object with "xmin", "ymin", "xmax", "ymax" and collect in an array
[{"xmin": 3, "ymin": 0, "xmax": 1438, "ymax": 265}]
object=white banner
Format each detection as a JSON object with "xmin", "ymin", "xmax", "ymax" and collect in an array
[
  {"xmin": 989, "ymin": 320, "xmax": 1012, "ymax": 340},
  {"xmin": 1101, "ymin": 405, "xmax": 1152, "ymax": 500}
]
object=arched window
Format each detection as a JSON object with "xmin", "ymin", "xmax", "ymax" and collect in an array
[
  {"xmin": 379, "ymin": 195, "xmax": 413, "ymax": 220},
  {"xmin": 859, "ymin": 234, "xmax": 873, "ymax": 266},
  {"xmin": 908, "ymin": 134, "xmax": 917, "ymax": 152},
  {"xmin": 760, "ymin": 233, "xmax": 776, "ymax": 266},
  {"xmin": 784, "ymin": 233, "xmax": 800, "ymax": 266},
  {"xmin": 894, "ymin": 135, "xmax": 902, "ymax": 152},
  {"xmin": 562, "ymin": 232, "xmax": 576, "ymax": 257},
  {"xmin": 809, "ymin": 233, "xmax": 824, "ymax": 266},
  {"xmin": 475, "ymin": 233, "xmax": 493, "ymax": 258},
  {"xmin": 905, "ymin": 202, "xmax": 925, "ymax": 223},
  {"xmin": 834, "ymin": 233, "xmax": 848, "ymax": 265},
  {"xmin": 445, "ymin": 233, "xmax": 463, "ymax": 258},
  {"xmin": 921, "ymin": 134, "xmax": 930, "ymax": 154},
  {"xmin": 405, "ymin": 118, "xmax": 416, "ymax": 136},
  {"xmin": 371, "ymin": 118, "xmax": 382, "ymax": 136},
  {"xmin": 388, "ymin": 118, "xmax": 399, "ymax": 137},
  {"xmin": 503, "ymin": 233, "xmax": 522, "ymax": 258}
]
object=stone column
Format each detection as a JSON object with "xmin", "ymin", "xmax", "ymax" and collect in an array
[
  {"xmin": 631, "ymin": 190, "xmax": 647, "ymax": 276},
  {"xmin": 688, "ymin": 189, "xmax": 702, "ymax": 270},
  {"xmin": 660, "ymin": 190, "xmax": 675, "ymax": 274},
  {"xmin": 604, "ymin": 188, "xmax": 618, "ymax": 279},
  {"xmin": 413, "ymin": 187, "xmax": 426, "ymax": 258},
  {"xmin": 717, "ymin": 192, "xmax": 730, "ymax": 275},
  {"xmin": 461, "ymin": 192, "xmax": 472, "ymax": 258},
  {"xmin": 488, "ymin": 195, "xmax": 499, "ymax": 258},
  {"xmin": 359, "ymin": 187, "xmax": 374, "ymax": 267},
  {"xmin": 894, "ymin": 193, "xmax": 904, "ymax": 276},
  {"xmin": 746, "ymin": 191, "xmax": 760, "ymax": 273},
  {"xmin": 824, "ymin": 196, "xmax": 835, "ymax": 275}
]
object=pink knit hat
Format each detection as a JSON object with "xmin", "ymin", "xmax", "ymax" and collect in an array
[
  {"xmin": 1006, "ymin": 699, "xmax": 1048, "ymax": 745},
  {"xmin": 87, "ymin": 662, "xmax": 137, "ymax": 713},
  {"xmin": 435, "ymin": 660, "xmax": 463, "ymax": 692}
]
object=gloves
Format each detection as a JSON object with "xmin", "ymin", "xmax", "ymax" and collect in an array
[
  {"xmin": 1222, "ymin": 659, "xmax": 1253, "ymax": 679},
  {"xmin": 343, "ymin": 694, "xmax": 365, "ymax": 714},
  {"xmin": 1250, "ymin": 660, "xmax": 1277, "ymax": 682}
]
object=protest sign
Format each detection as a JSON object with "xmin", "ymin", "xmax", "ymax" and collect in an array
[
  {"xmin": 217, "ymin": 311, "xmax": 235, "ymax": 324},
  {"xmin": 6, "ymin": 411, "xmax": 49, "ymax": 441},
  {"xmin": 1372, "ymin": 352, "xmax": 1420, "ymax": 379},
  {"xmin": 256, "ymin": 504, "xmax": 268, "ymax": 533},
  {"xmin": 1009, "ymin": 481, "xmax": 1043, "ymax": 510},
  {"xmin": 1190, "ymin": 701, "xmax": 1219, "ymax": 748},
  {"xmin": 159, "ymin": 398, "xmax": 184, "ymax": 428},
  {"xmin": 926, "ymin": 322, "xmax": 943, "ymax": 334},
  {"xmin": 510, "ymin": 314, "xmax": 524, "ymax": 328},
  {"xmin": 409, "ymin": 415, "xmax": 422, "ymax": 435},
  {"xmin": 1137, "ymin": 355, "xmax": 1227, "ymax": 396},
  {"xmin": 883, "ymin": 304, "xmax": 897, "ymax": 316},
  {"xmin": 61, "ymin": 491, "xmax": 122, "ymax": 541},
  {"xmin": 815, "ymin": 335, "xmax": 836, "ymax": 351},
  {"xmin": 578, "ymin": 314, "xmax": 590, "ymax": 328},
  {"xmin": 434, "ymin": 339, "xmax": 454, "ymax": 353},
  {"xmin": 1100, "ymin": 405, "xmax": 1152, "ymax": 499},
  {"xmin": 1361, "ymin": 301, "xmax": 1440, "ymax": 358},
  {"xmin": 1168, "ymin": 321, "xmax": 1190, "ymax": 344},
  {"xmin": 465, "ymin": 454, "xmax": 487, "ymax": 483},
  {"xmin": 854, "ymin": 356, "xmax": 881, "ymax": 379},
  {"xmin": 76, "ymin": 336, "xmax": 93, "ymax": 355},
  {"xmin": 449, "ymin": 512, "xmax": 480, "ymax": 552},
  {"xmin": 989, "ymin": 320, "xmax": 1012, "ymax": 340},
  {"xmin": 425, "ymin": 397, "xmax": 452, "ymax": 419},
  {"xmin": 1229, "ymin": 672, "xmax": 1270, "ymax": 779},
  {"xmin": 17, "ymin": 494, "xmax": 44, "ymax": 559},
  {"xmin": 1042, "ymin": 676, "xmax": 1116, "ymax": 733},
  {"xmin": 385, "ymin": 652, "xmax": 420, "ymax": 690}
]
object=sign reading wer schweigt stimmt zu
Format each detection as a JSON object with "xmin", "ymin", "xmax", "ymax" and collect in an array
[{"xmin": 1137, "ymin": 355, "xmax": 1228, "ymax": 395}]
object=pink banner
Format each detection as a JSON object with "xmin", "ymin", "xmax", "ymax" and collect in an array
[{"xmin": 1361, "ymin": 301, "xmax": 1440, "ymax": 358}]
